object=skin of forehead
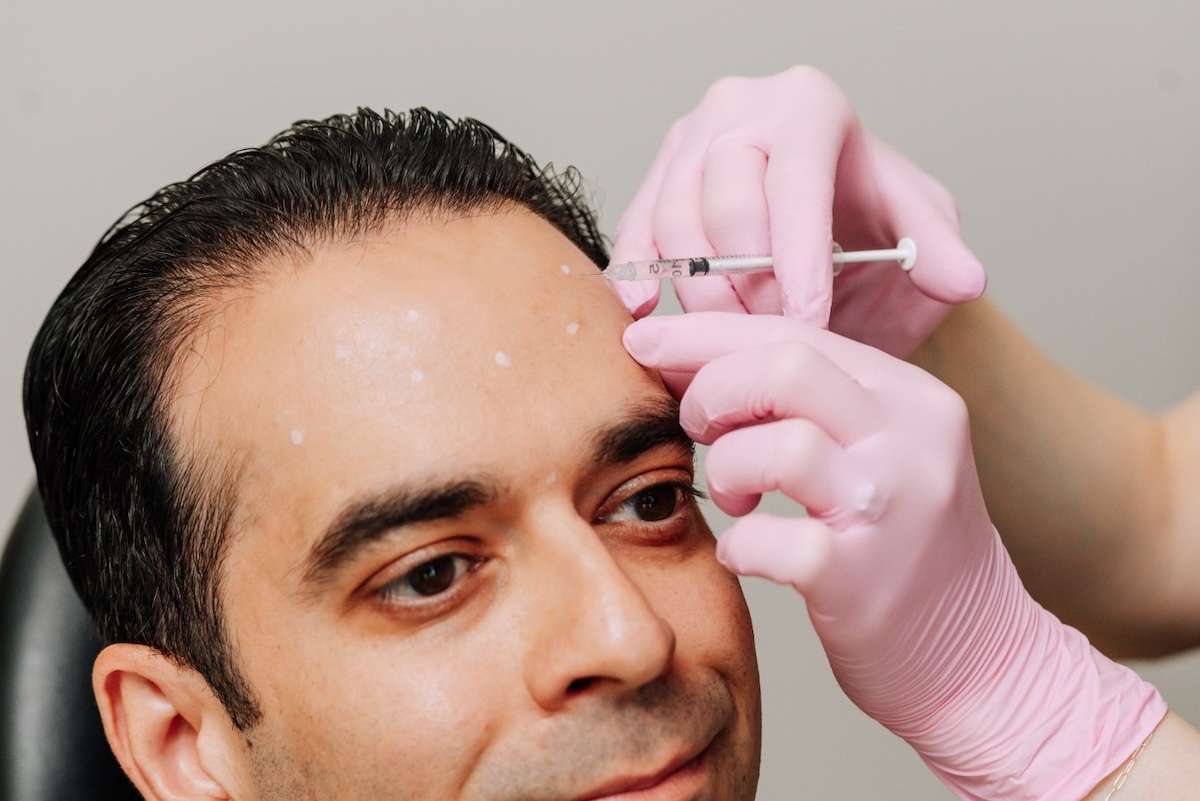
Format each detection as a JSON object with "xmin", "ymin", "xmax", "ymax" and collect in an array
[
  {"xmin": 172, "ymin": 206, "xmax": 649, "ymax": 514},
  {"xmin": 165, "ymin": 206, "xmax": 760, "ymax": 798}
]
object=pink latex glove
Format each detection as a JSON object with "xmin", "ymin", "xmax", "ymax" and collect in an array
[
  {"xmin": 624, "ymin": 312, "xmax": 1166, "ymax": 800},
  {"xmin": 610, "ymin": 66, "xmax": 986, "ymax": 359}
]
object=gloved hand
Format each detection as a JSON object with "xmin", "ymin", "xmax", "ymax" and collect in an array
[
  {"xmin": 610, "ymin": 65, "xmax": 986, "ymax": 359},
  {"xmin": 623, "ymin": 311, "xmax": 1166, "ymax": 800}
]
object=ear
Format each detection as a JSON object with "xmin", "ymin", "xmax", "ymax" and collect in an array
[{"xmin": 93, "ymin": 644, "xmax": 246, "ymax": 800}]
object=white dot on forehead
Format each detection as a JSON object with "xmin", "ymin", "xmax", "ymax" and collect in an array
[
  {"xmin": 290, "ymin": 429, "xmax": 304, "ymax": 446},
  {"xmin": 565, "ymin": 321, "xmax": 580, "ymax": 335},
  {"xmin": 406, "ymin": 309, "xmax": 421, "ymax": 322},
  {"xmin": 494, "ymin": 351, "xmax": 512, "ymax": 367},
  {"xmin": 411, "ymin": 368, "xmax": 425, "ymax": 383},
  {"xmin": 334, "ymin": 343, "xmax": 351, "ymax": 359},
  {"xmin": 560, "ymin": 264, "xmax": 571, "ymax": 275}
]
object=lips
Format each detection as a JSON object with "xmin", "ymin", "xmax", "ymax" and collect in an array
[{"xmin": 575, "ymin": 744, "xmax": 708, "ymax": 801}]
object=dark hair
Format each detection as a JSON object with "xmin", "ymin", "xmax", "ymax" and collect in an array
[{"xmin": 23, "ymin": 108, "xmax": 609, "ymax": 730}]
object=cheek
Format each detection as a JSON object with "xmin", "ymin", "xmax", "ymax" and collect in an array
[
  {"xmin": 670, "ymin": 551, "xmax": 763, "ymax": 762},
  {"xmin": 640, "ymin": 540, "xmax": 757, "ymax": 672},
  {"xmin": 239, "ymin": 615, "xmax": 521, "ymax": 792}
]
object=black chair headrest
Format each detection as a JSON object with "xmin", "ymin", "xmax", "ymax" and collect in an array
[{"xmin": 0, "ymin": 489, "xmax": 140, "ymax": 800}]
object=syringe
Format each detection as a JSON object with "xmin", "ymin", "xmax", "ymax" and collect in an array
[{"xmin": 603, "ymin": 237, "xmax": 916, "ymax": 281}]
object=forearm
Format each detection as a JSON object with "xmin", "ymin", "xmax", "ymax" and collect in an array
[
  {"xmin": 1084, "ymin": 712, "xmax": 1200, "ymax": 800},
  {"xmin": 910, "ymin": 298, "xmax": 1200, "ymax": 657}
]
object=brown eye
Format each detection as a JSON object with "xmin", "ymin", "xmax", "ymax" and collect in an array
[
  {"xmin": 599, "ymin": 482, "xmax": 697, "ymax": 525},
  {"xmin": 380, "ymin": 554, "xmax": 474, "ymax": 599},
  {"xmin": 631, "ymin": 486, "xmax": 679, "ymax": 522}
]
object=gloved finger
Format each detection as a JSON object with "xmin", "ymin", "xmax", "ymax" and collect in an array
[
  {"xmin": 705, "ymin": 418, "xmax": 873, "ymax": 519},
  {"xmin": 716, "ymin": 513, "xmax": 835, "ymax": 593},
  {"xmin": 650, "ymin": 143, "xmax": 714, "ymax": 266},
  {"xmin": 762, "ymin": 79, "xmax": 860, "ymax": 326},
  {"xmin": 624, "ymin": 312, "xmax": 876, "ymax": 409},
  {"xmin": 626, "ymin": 312, "xmax": 803, "ymax": 376},
  {"xmin": 672, "ymin": 274, "xmax": 747, "ymax": 316},
  {"xmin": 610, "ymin": 120, "xmax": 692, "ymax": 319},
  {"xmin": 870, "ymin": 135, "xmax": 986, "ymax": 304},
  {"xmin": 624, "ymin": 311, "xmax": 888, "ymax": 441},
  {"xmin": 655, "ymin": 368, "xmax": 696, "ymax": 401},
  {"xmin": 606, "ymin": 274, "xmax": 661, "ymax": 322},
  {"xmin": 706, "ymin": 137, "xmax": 783, "ymax": 316},
  {"xmin": 609, "ymin": 209, "xmax": 662, "ymax": 317},
  {"xmin": 669, "ymin": 138, "xmax": 770, "ymax": 315},
  {"xmin": 680, "ymin": 340, "xmax": 883, "ymax": 445}
]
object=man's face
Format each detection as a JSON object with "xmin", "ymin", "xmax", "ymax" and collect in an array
[{"xmin": 173, "ymin": 207, "xmax": 761, "ymax": 799}]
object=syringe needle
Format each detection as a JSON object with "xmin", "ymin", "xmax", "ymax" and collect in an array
[{"xmin": 603, "ymin": 238, "xmax": 917, "ymax": 281}]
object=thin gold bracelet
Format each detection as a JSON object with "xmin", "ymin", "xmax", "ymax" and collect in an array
[{"xmin": 1103, "ymin": 728, "xmax": 1157, "ymax": 800}]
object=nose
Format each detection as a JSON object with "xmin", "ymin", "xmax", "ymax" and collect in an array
[{"xmin": 522, "ymin": 515, "xmax": 676, "ymax": 710}]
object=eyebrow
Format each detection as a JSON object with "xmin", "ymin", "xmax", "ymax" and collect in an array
[
  {"xmin": 297, "ymin": 396, "xmax": 692, "ymax": 592},
  {"xmin": 587, "ymin": 397, "xmax": 693, "ymax": 469},
  {"xmin": 299, "ymin": 478, "xmax": 499, "ymax": 591}
]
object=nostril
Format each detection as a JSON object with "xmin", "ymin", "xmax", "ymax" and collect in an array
[{"xmin": 567, "ymin": 677, "xmax": 597, "ymax": 694}]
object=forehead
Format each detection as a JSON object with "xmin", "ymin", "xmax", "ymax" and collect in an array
[{"xmin": 172, "ymin": 207, "xmax": 661, "ymax": 525}]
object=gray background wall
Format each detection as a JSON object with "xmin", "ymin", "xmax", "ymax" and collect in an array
[{"xmin": 3, "ymin": 1, "xmax": 1199, "ymax": 797}]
